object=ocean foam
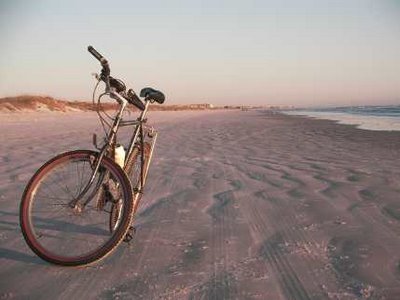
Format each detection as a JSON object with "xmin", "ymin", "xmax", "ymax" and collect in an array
[{"xmin": 284, "ymin": 111, "xmax": 400, "ymax": 131}]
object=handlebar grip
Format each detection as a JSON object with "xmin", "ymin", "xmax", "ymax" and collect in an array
[
  {"xmin": 88, "ymin": 45, "xmax": 110, "ymax": 75},
  {"xmin": 88, "ymin": 46, "xmax": 104, "ymax": 62},
  {"xmin": 127, "ymin": 89, "xmax": 145, "ymax": 111}
]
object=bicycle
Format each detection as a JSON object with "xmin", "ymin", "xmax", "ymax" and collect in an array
[{"xmin": 19, "ymin": 46, "xmax": 165, "ymax": 266}]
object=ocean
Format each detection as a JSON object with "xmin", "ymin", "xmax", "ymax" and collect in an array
[{"xmin": 284, "ymin": 105, "xmax": 400, "ymax": 131}]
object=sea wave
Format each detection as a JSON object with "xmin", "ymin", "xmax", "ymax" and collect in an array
[{"xmin": 284, "ymin": 110, "xmax": 400, "ymax": 131}]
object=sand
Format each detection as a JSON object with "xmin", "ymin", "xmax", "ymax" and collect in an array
[{"xmin": 1, "ymin": 110, "xmax": 400, "ymax": 299}]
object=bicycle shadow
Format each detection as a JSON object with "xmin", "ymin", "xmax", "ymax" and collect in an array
[
  {"xmin": 0, "ymin": 209, "xmax": 109, "ymax": 237},
  {"xmin": 0, "ymin": 211, "xmax": 45, "ymax": 266},
  {"xmin": 0, "ymin": 210, "xmax": 20, "ymax": 232},
  {"xmin": 0, "ymin": 247, "xmax": 47, "ymax": 265}
]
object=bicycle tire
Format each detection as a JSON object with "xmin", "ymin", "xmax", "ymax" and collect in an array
[{"xmin": 20, "ymin": 150, "xmax": 134, "ymax": 266}]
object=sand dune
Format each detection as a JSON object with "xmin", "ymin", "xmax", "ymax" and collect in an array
[
  {"xmin": 0, "ymin": 95, "xmax": 219, "ymax": 113},
  {"xmin": 1, "ymin": 110, "xmax": 400, "ymax": 299}
]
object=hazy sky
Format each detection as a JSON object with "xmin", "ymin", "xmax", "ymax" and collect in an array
[{"xmin": 1, "ymin": 0, "xmax": 399, "ymax": 107}]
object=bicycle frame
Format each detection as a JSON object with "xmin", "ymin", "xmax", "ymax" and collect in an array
[{"xmin": 70, "ymin": 89, "xmax": 158, "ymax": 210}]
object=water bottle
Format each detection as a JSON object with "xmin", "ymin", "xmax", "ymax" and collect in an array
[{"xmin": 114, "ymin": 144, "xmax": 126, "ymax": 168}]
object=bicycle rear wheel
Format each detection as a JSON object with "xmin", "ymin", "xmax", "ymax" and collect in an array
[
  {"xmin": 20, "ymin": 150, "xmax": 133, "ymax": 266},
  {"xmin": 125, "ymin": 143, "xmax": 151, "ymax": 191},
  {"xmin": 109, "ymin": 143, "xmax": 151, "ymax": 232}
]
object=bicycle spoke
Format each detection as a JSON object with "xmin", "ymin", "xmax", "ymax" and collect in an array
[{"xmin": 52, "ymin": 170, "xmax": 76, "ymax": 199}]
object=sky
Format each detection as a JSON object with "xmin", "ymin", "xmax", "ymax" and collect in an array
[{"xmin": 0, "ymin": 0, "xmax": 399, "ymax": 107}]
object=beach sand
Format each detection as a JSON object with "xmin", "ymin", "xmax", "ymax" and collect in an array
[{"xmin": 1, "ymin": 110, "xmax": 400, "ymax": 299}]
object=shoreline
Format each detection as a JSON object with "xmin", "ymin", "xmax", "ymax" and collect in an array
[{"xmin": 282, "ymin": 109, "xmax": 400, "ymax": 132}]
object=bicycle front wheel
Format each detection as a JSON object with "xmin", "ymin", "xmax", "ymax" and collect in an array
[{"xmin": 20, "ymin": 150, "xmax": 134, "ymax": 266}]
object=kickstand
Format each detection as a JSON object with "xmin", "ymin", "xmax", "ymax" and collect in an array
[{"xmin": 123, "ymin": 226, "xmax": 136, "ymax": 243}]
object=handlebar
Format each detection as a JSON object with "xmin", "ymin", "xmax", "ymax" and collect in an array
[
  {"xmin": 88, "ymin": 45, "xmax": 146, "ymax": 111},
  {"xmin": 127, "ymin": 89, "xmax": 145, "ymax": 110},
  {"xmin": 88, "ymin": 45, "xmax": 110, "ymax": 75}
]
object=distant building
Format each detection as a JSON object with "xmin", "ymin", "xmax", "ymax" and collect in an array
[{"xmin": 188, "ymin": 103, "xmax": 213, "ymax": 110}]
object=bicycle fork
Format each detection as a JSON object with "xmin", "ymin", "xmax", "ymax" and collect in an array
[{"xmin": 68, "ymin": 97, "xmax": 127, "ymax": 211}]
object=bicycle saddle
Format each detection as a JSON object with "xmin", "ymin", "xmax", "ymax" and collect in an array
[{"xmin": 140, "ymin": 87, "xmax": 165, "ymax": 104}]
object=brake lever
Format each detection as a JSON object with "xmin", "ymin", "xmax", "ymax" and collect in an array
[
  {"xmin": 91, "ymin": 73, "xmax": 100, "ymax": 81},
  {"xmin": 92, "ymin": 133, "xmax": 107, "ymax": 150}
]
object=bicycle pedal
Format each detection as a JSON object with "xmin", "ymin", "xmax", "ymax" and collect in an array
[{"xmin": 123, "ymin": 226, "xmax": 136, "ymax": 243}]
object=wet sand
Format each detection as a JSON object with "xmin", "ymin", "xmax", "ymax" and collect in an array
[{"xmin": 1, "ymin": 110, "xmax": 400, "ymax": 299}]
